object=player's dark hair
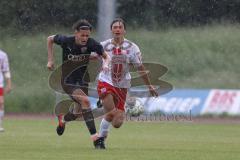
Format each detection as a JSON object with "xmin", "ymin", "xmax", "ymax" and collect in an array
[
  {"xmin": 110, "ymin": 18, "xmax": 126, "ymax": 30},
  {"xmin": 72, "ymin": 19, "xmax": 92, "ymax": 31}
]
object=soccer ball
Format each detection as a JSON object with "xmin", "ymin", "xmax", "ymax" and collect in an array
[{"xmin": 126, "ymin": 97, "xmax": 144, "ymax": 117}]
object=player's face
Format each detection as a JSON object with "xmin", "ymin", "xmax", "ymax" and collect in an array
[
  {"xmin": 75, "ymin": 29, "xmax": 91, "ymax": 45},
  {"xmin": 111, "ymin": 21, "xmax": 125, "ymax": 39}
]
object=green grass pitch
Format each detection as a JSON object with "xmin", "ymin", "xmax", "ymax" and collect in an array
[{"xmin": 0, "ymin": 118, "xmax": 240, "ymax": 160}]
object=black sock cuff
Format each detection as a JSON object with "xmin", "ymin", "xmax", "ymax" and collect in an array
[
  {"xmin": 82, "ymin": 108, "xmax": 96, "ymax": 135},
  {"xmin": 64, "ymin": 112, "xmax": 77, "ymax": 121}
]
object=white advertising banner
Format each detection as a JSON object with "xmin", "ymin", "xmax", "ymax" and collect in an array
[{"xmin": 201, "ymin": 89, "xmax": 240, "ymax": 115}]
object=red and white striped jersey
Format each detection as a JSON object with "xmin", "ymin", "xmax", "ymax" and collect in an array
[
  {"xmin": 98, "ymin": 38, "xmax": 142, "ymax": 88},
  {"xmin": 0, "ymin": 50, "xmax": 10, "ymax": 87}
]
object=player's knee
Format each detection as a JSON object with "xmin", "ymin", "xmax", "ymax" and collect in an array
[
  {"xmin": 72, "ymin": 95, "xmax": 81, "ymax": 103},
  {"xmin": 81, "ymin": 97, "xmax": 90, "ymax": 108},
  {"xmin": 105, "ymin": 112, "xmax": 114, "ymax": 122},
  {"xmin": 72, "ymin": 95, "xmax": 90, "ymax": 107},
  {"xmin": 112, "ymin": 120, "xmax": 123, "ymax": 128},
  {"xmin": 112, "ymin": 115, "xmax": 124, "ymax": 128}
]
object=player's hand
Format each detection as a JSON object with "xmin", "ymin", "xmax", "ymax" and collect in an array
[
  {"xmin": 148, "ymin": 85, "xmax": 158, "ymax": 97},
  {"xmin": 102, "ymin": 65, "xmax": 110, "ymax": 74},
  {"xmin": 4, "ymin": 85, "xmax": 12, "ymax": 94},
  {"xmin": 47, "ymin": 61, "xmax": 54, "ymax": 71}
]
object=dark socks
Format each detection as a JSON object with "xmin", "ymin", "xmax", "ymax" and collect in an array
[
  {"xmin": 82, "ymin": 108, "xmax": 97, "ymax": 135},
  {"xmin": 64, "ymin": 112, "xmax": 77, "ymax": 122}
]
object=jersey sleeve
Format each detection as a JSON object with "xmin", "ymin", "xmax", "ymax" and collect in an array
[
  {"xmin": 2, "ymin": 53, "xmax": 10, "ymax": 72},
  {"xmin": 130, "ymin": 44, "xmax": 142, "ymax": 67},
  {"xmin": 89, "ymin": 39, "xmax": 104, "ymax": 55},
  {"xmin": 53, "ymin": 34, "xmax": 68, "ymax": 46}
]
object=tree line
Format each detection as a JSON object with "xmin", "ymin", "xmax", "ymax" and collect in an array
[{"xmin": 1, "ymin": 0, "xmax": 240, "ymax": 31}]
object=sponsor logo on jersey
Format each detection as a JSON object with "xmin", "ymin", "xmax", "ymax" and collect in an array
[{"xmin": 68, "ymin": 54, "xmax": 87, "ymax": 61}]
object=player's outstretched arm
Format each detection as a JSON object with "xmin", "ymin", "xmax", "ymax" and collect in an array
[
  {"xmin": 3, "ymin": 73, "xmax": 11, "ymax": 94},
  {"xmin": 4, "ymin": 78, "xmax": 11, "ymax": 94},
  {"xmin": 101, "ymin": 52, "xmax": 110, "ymax": 73},
  {"xmin": 47, "ymin": 35, "xmax": 55, "ymax": 71},
  {"xmin": 137, "ymin": 64, "xmax": 158, "ymax": 97}
]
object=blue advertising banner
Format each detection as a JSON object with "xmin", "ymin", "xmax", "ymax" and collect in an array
[
  {"xmin": 88, "ymin": 89, "xmax": 240, "ymax": 116},
  {"xmin": 138, "ymin": 89, "xmax": 210, "ymax": 116}
]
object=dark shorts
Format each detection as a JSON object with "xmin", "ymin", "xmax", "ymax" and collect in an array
[{"xmin": 61, "ymin": 76, "xmax": 89, "ymax": 100}]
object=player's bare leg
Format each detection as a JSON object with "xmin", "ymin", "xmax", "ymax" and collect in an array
[
  {"xmin": 97, "ymin": 93, "xmax": 121, "ymax": 149},
  {"xmin": 101, "ymin": 94, "xmax": 125, "ymax": 128},
  {"xmin": 72, "ymin": 89, "xmax": 100, "ymax": 148},
  {"xmin": 56, "ymin": 88, "xmax": 98, "ymax": 141},
  {"xmin": 111, "ymin": 110, "xmax": 125, "ymax": 128},
  {"xmin": 102, "ymin": 94, "xmax": 115, "ymax": 113},
  {"xmin": 0, "ymin": 96, "xmax": 4, "ymax": 132}
]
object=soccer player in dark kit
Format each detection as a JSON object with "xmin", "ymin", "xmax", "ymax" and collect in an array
[{"xmin": 47, "ymin": 19, "xmax": 109, "ymax": 149}]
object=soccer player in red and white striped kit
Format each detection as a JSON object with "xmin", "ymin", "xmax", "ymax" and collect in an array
[
  {"xmin": 0, "ymin": 49, "xmax": 12, "ymax": 132},
  {"xmin": 96, "ymin": 18, "xmax": 158, "ymax": 149}
]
